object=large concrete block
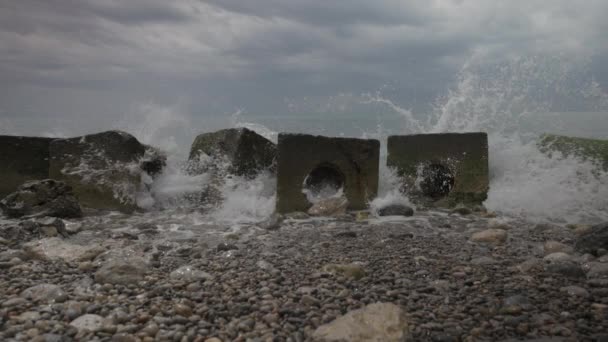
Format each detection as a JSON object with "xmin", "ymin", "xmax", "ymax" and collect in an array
[
  {"xmin": 188, "ymin": 128, "xmax": 277, "ymax": 178},
  {"xmin": 49, "ymin": 130, "xmax": 148, "ymax": 212},
  {"xmin": 0, "ymin": 135, "xmax": 53, "ymax": 198},
  {"xmin": 387, "ymin": 132, "xmax": 489, "ymax": 206},
  {"xmin": 276, "ymin": 134, "xmax": 380, "ymax": 213}
]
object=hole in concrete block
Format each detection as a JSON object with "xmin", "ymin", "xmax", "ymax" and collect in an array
[
  {"xmin": 303, "ymin": 163, "xmax": 345, "ymax": 203},
  {"xmin": 420, "ymin": 164, "xmax": 454, "ymax": 198}
]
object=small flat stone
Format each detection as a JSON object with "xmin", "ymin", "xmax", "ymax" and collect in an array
[{"xmin": 471, "ymin": 229, "xmax": 507, "ymax": 244}]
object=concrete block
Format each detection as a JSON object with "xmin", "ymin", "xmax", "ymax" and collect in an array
[
  {"xmin": 189, "ymin": 128, "xmax": 276, "ymax": 177},
  {"xmin": 0, "ymin": 135, "xmax": 52, "ymax": 198},
  {"xmin": 276, "ymin": 134, "xmax": 380, "ymax": 213},
  {"xmin": 49, "ymin": 130, "xmax": 147, "ymax": 212},
  {"xmin": 387, "ymin": 132, "xmax": 489, "ymax": 206}
]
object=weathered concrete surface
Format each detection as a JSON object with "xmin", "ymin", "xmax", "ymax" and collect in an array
[
  {"xmin": 188, "ymin": 128, "xmax": 276, "ymax": 177},
  {"xmin": 0, "ymin": 136, "xmax": 53, "ymax": 198},
  {"xmin": 387, "ymin": 132, "xmax": 489, "ymax": 207},
  {"xmin": 538, "ymin": 134, "xmax": 608, "ymax": 170},
  {"xmin": 49, "ymin": 131, "xmax": 148, "ymax": 213},
  {"xmin": 276, "ymin": 134, "xmax": 380, "ymax": 213}
]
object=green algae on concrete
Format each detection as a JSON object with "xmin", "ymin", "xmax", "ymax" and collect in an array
[
  {"xmin": 538, "ymin": 134, "xmax": 608, "ymax": 170},
  {"xmin": 0, "ymin": 136, "xmax": 53, "ymax": 198},
  {"xmin": 276, "ymin": 134, "xmax": 379, "ymax": 214},
  {"xmin": 387, "ymin": 132, "xmax": 489, "ymax": 207}
]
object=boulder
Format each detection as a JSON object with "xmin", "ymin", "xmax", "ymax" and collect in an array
[
  {"xmin": 575, "ymin": 222, "xmax": 608, "ymax": 256},
  {"xmin": 538, "ymin": 134, "xmax": 608, "ymax": 170},
  {"xmin": 188, "ymin": 128, "xmax": 276, "ymax": 178},
  {"xmin": 276, "ymin": 134, "xmax": 379, "ymax": 213},
  {"xmin": 387, "ymin": 132, "xmax": 489, "ymax": 207},
  {"xmin": 0, "ymin": 135, "xmax": 53, "ymax": 198},
  {"xmin": 0, "ymin": 179, "xmax": 82, "ymax": 219},
  {"xmin": 377, "ymin": 204, "xmax": 414, "ymax": 217},
  {"xmin": 49, "ymin": 130, "xmax": 158, "ymax": 213},
  {"xmin": 312, "ymin": 302, "xmax": 409, "ymax": 342}
]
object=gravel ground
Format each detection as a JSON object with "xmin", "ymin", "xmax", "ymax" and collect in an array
[{"xmin": 1, "ymin": 209, "xmax": 607, "ymax": 341}]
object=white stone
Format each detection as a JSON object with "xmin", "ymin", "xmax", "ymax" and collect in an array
[
  {"xmin": 312, "ymin": 302, "xmax": 409, "ymax": 342},
  {"xmin": 170, "ymin": 265, "xmax": 212, "ymax": 282},
  {"xmin": 470, "ymin": 229, "xmax": 507, "ymax": 244},
  {"xmin": 70, "ymin": 314, "xmax": 105, "ymax": 332},
  {"xmin": 21, "ymin": 284, "xmax": 67, "ymax": 303},
  {"xmin": 23, "ymin": 238, "xmax": 105, "ymax": 263}
]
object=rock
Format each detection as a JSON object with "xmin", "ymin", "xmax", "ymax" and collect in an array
[
  {"xmin": 560, "ymin": 285, "xmax": 590, "ymax": 297},
  {"xmin": 312, "ymin": 302, "xmax": 409, "ymax": 342},
  {"xmin": 308, "ymin": 197, "xmax": 349, "ymax": 216},
  {"xmin": 70, "ymin": 314, "xmax": 105, "ymax": 332},
  {"xmin": 544, "ymin": 260, "xmax": 585, "ymax": 278},
  {"xmin": 471, "ymin": 256, "xmax": 497, "ymax": 265},
  {"xmin": 587, "ymin": 263, "xmax": 608, "ymax": 279},
  {"xmin": 23, "ymin": 237, "xmax": 105, "ymax": 262},
  {"xmin": 21, "ymin": 284, "xmax": 67, "ymax": 303},
  {"xmin": 544, "ymin": 241, "xmax": 574, "ymax": 255},
  {"xmin": 258, "ymin": 213, "xmax": 283, "ymax": 230},
  {"xmin": 2, "ymin": 297, "xmax": 27, "ymax": 307},
  {"xmin": 452, "ymin": 205, "xmax": 472, "ymax": 215},
  {"xmin": 515, "ymin": 258, "xmax": 541, "ymax": 273},
  {"xmin": 188, "ymin": 128, "xmax": 276, "ymax": 178},
  {"xmin": 95, "ymin": 258, "xmax": 147, "ymax": 285},
  {"xmin": 543, "ymin": 252, "xmax": 573, "ymax": 263},
  {"xmin": 377, "ymin": 204, "xmax": 414, "ymax": 217},
  {"xmin": 285, "ymin": 212, "xmax": 310, "ymax": 220},
  {"xmin": 49, "ymin": 130, "xmax": 154, "ymax": 213},
  {"xmin": 470, "ymin": 229, "xmax": 507, "ymax": 244},
  {"xmin": 0, "ymin": 135, "xmax": 53, "ymax": 198},
  {"xmin": 16, "ymin": 311, "xmax": 42, "ymax": 322},
  {"xmin": 322, "ymin": 263, "xmax": 366, "ymax": 280},
  {"xmin": 216, "ymin": 243, "xmax": 238, "ymax": 252},
  {"xmin": 139, "ymin": 146, "xmax": 166, "ymax": 177},
  {"xmin": 169, "ymin": 265, "xmax": 212, "ymax": 282},
  {"xmin": 575, "ymin": 222, "xmax": 608, "ymax": 256},
  {"xmin": 0, "ymin": 179, "xmax": 82, "ymax": 219}
]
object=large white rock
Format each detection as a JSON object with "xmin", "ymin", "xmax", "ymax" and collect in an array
[
  {"xmin": 312, "ymin": 302, "xmax": 409, "ymax": 342},
  {"xmin": 23, "ymin": 238, "xmax": 105, "ymax": 263}
]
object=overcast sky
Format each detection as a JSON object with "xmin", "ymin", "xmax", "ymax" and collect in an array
[{"xmin": 1, "ymin": 0, "xmax": 607, "ymax": 138}]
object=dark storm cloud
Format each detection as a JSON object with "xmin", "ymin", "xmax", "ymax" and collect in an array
[{"xmin": 0, "ymin": 0, "xmax": 607, "ymax": 133}]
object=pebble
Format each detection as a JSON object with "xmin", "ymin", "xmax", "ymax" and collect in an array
[
  {"xmin": 470, "ymin": 229, "xmax": 507, "ymax": 244},
  {"xmin": 70, "ymin": 314, "xmax": 105, "ymax": 332}
]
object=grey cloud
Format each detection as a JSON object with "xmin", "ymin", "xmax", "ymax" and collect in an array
[{"xmin": 0, "ymin": 0, "xmax": 607, "ymax": 137}]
